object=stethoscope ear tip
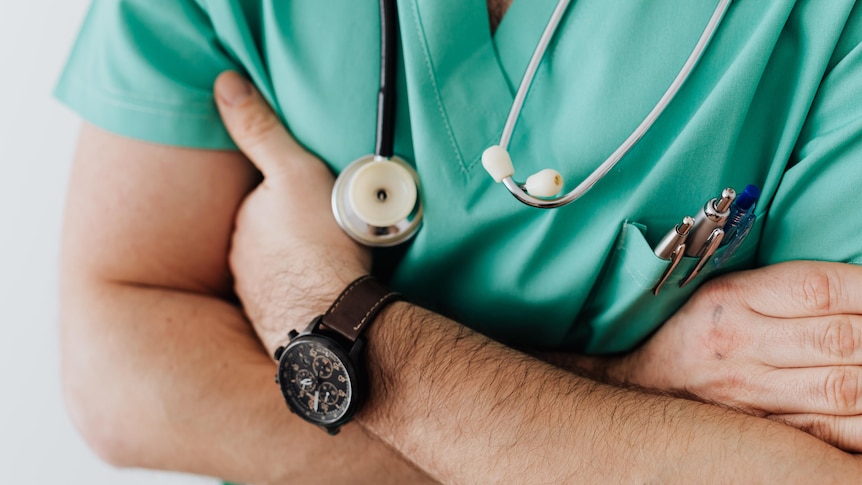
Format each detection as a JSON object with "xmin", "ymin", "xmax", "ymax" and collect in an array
[
  {"xmin": 525, "ymin": 168, "xmax": 564, "ymax": 198},
  {"xmin": 482, "ymin": 146, "xmax": 564, "ymax": 199},
  {"xmin": 482, "ymin": 145, "xmax": 515, "ymax": 183}
]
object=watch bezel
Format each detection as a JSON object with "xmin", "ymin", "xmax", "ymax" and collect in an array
[{"xmin": 276, "ymin": 326, "xmax": 365, "ymax": 434}]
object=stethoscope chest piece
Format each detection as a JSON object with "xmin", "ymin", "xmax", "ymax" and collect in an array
[{"xmin": 332, "ymin": 154, "xmax": 422, "ymax": 247}]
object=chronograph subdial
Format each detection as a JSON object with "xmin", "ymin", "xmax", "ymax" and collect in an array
[
  {"xmin": 294, "ymin": 369, "xmax": 316, "ymax": 394},
  {"xmin": 312, "ymin": 355, "xmax": 335, "ymax": 379},
  {"xmin": 320, "ymin": 382, "xmax": 340, "ymax": 405}
]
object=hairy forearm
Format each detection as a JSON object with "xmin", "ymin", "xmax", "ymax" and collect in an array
[
  {"xmin": 535, "ymin": 350, "xmax": 631, "ymax": 385},
  {"xmin": 60, "ymin": 280, "xmax": 434, "ymax": 485},
  {"xmin": 358, "ymin": 303, "xmax": 860, "ymax": 484}
]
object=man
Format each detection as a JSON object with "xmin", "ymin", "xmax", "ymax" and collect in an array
[{"xmin": 58, "ymin": 1, "xmax": 862, "ymax": 483}]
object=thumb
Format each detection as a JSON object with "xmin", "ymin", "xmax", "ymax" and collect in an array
[{"xmin": 214, "ymin": 71, "xmax": 313, "ymax": 179}]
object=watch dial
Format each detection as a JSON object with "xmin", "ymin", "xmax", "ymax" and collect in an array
[{"xmin": 279, "ymin": 339, "xmax": 353, "ymax": 425}]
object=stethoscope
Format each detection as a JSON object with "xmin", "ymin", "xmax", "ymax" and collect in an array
[{"xmin": 332, "ymin": 0, "xmax": 733, "ymax": 246}]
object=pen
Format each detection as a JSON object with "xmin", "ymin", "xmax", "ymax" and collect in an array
[
  {"xmin": 653, "ymin": 216, "xmax": 695, "ymax": 296},
  {"xmin": 654, "ymin": 216, "xmax": 696, "ymax": 260},
  {"xmin": 678, "ymin": 187, "xmax": 735, "ymax": 288},
  {"xmin": 684, "ymin": 187, "xmax": 736, "ymax": 257},
  {"xmin": 722, "ymin": 184, "xmax": 760, "ymax": 243},
  {"xmin": 715, "ymin": 184, "xmax": 760, "ymax": 267},
  {"xmin": 680, "ymin": 227, "xmax": 724, "ymax": 287}
]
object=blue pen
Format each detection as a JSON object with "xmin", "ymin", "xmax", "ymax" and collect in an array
[{"xmin": 715, "ymin": 184, "xmax": 760, "ymax": 267}]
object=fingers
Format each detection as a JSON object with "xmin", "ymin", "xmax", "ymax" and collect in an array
[
  {"xmin": 728, "ymin": 261, "xmax": 862, "ymax": 318},
  {"xmin": 770, "ymin": 413, "xmax": 862, "ymax": 453},
  {"xmin": 757, "ymin": 314, "xmax": 862, "ymax": 367},
  {"xmin": 214, "ymin": 71, "xmax": 317, "ymax": 180},
  {"xmin": 735, "ymin": 367, "xmax": 862, "ymax": 416}
]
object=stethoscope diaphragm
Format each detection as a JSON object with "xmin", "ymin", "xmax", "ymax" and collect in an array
[{"xmin": 332, "ymin": 154, "xmax": 422, "ymax": 247}]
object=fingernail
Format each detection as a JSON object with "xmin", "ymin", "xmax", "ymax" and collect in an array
[{"xmin": 217, "ymin": 73, "xmax": 252, "ymax": 106}]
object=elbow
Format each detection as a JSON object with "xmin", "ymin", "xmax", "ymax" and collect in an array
[
  {"xmin": 59, "ymin": 295, "xmax": 142, "ymax": 469},
  {"xmin": 60, "ymin": 351, "xmax": 139, "ymax": 469}
]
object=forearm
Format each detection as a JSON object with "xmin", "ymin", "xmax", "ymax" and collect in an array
[
  {"xmin": 359, "ymin": 302, "xmax": 861, "ymax": 484},
  {"xmin": 60, "ymin": 279, "xmax": 433, "ymax": 485},
  {"xmin": 535, "ymin": 350, "xmax": 631, "ymax": 385}
]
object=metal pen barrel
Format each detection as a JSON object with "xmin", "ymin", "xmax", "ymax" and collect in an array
[
  {"xmin": 654, "ymin": 216, "xmax": 696, "ymax": 260},
  {"xmin": 684, "ymin": 187, "xmax": 736, "ymax": 257}
]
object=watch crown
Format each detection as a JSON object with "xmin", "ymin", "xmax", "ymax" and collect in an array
[
  {"xmin": 274, "ymin": 346, "xmax": 286, "ymax": 361},
  {"xmin": 288, "ymin": 330, "xmax": 299, "ymax": 339}
]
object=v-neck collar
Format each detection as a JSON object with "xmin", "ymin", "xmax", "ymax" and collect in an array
[
  {"xmin": 404, "ymin": 0, "xmax": 560, "ymax": 175},
  {"xmin": 492, "ymin": 0, "xmax": 560, "ymax": 94}
]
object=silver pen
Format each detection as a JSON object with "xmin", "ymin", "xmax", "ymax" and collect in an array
[
  {"xmin": 680, "ymin": 227, "xmax": 725, "ymax": 288},
  {"xmin": 652, "ymin": 216, "xmax": 695, "ymax": 296},
  {"xmin": 684, "ymin": 187, "xmax": 736, "ymax": 257}
]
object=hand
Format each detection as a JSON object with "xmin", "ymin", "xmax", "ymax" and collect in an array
[
  {"xmin": 214, "ymin": 71, "xmax": 371, "ymax": 355},
  {"xmin": 611, "ymin": 261, "xmax": 862, "ymax": 451}
]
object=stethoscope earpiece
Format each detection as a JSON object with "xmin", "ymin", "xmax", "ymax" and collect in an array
[
  {"xmin": 525, "ymin": 169, "xmax": 564, "ymax": 198},
  {"xmin": 481, "ymin": 145, "xmax": 515, "ymax": 182},
  {"xmin": 332, "ymin": 154, "xmax": 422, "ymax": 247},
  {"xmin": 480, "ymin": 0, "xmax": 732, "ymax": 209},
  {"xmin": 482, "ymin": 145, "xmax": 565, "ymax": 200}
]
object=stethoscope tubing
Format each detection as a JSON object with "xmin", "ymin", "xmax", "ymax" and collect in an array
[
  {"xmin": 330, "ymin": 0, "xmax": 421, "ymax": 247},
  {"xmin": 499, "ymin": 0, "xmax": 572, "ymax": 151},
  {"xmin": 499, "ymin": 0, "xmax": 734, "ymax": 208},
  {"xmin": 376, "ymin": 0, "xmax": 398, "ymax": 159},
  {"xmin": 333, "ymin": 0, "xmax": 734, "ymax": 246}
]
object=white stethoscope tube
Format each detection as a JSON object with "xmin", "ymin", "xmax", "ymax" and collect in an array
[{"xmin": 482, "ymin": 0, "xmax": 734, "ymax": 208}]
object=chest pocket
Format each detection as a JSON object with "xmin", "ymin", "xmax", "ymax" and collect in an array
[{"xmin": 572, "ymin": 216, "xmax": 764, "ymax": 354}]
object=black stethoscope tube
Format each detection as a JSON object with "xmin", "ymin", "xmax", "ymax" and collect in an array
[
  {"xmin": 375, "ymin": 0, "xmax": 398, "ymax": 159},
  {"xmin": 331, "ymin": 0, "xmax": 420, "ymax": 248}
]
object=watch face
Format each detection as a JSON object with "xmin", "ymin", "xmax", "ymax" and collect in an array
[{"xmin": 277, "ymin": 336, "xmax": 357, "ymax": 426}]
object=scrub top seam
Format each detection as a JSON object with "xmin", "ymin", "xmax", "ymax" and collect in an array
[
  {"xmin": 60, "ymin": 79, "xmax": 218, "ymax": 119},
  {"xmin": 409, "ymin": 0, "xmax": 467, "ymax": 174}
]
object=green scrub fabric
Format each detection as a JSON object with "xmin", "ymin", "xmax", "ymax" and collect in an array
[{"xmin": 57, "ymin": 0, "xmax": 862, "ymax": 355}]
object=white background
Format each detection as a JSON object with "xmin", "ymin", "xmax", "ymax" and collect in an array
[{"xmin": 0, "ymin": 2, "xmax": 218, "ymax": 484}]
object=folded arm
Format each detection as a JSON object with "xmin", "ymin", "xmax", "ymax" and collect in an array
[
  {"xmin": 360, "ymin": 301, "xmax": 860, "ymax": 483},
  {"xmin": 60, "ymin": 123, "xmax": 435, "ymax": 484},
  {"xmin": 212, "ymin": 73, "xmax": 862, "ymax": 483}
]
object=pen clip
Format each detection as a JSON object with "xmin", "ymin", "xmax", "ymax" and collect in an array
[
  {"xmin": 653, "ymin": 242, "xmax": 686, "ymax": 296},
  {"xmin": 680, "ymin": 227, "xmax": 725, "ymax": 288}
]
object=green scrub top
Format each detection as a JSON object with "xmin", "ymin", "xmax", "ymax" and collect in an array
[{"xmin": 57, "ymin": 0, "xmax": 862, "ymax": 354}]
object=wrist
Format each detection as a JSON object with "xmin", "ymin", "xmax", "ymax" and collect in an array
[
  {"xmin": 272, "ymin": 275, "xmax": 401, "ymax": 435},
  {"xmin": 254, "ymin": 263, "xmax": 369, "ymax": 355}
]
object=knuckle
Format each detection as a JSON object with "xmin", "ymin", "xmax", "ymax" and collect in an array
[
  {"xmin": 818, "ymin": 317, "xmax": 861, "ymax": 359},
  {"xmin": 823, "ymin": 367, "xmax": 861, "ymax": 414},
  {"xmin": 796, "ymin": 269, "xmax": 838, "ymax": 314},
  {"xmin": 704, "ymin": 322, "xmax": 737, "ymax": 361},
  {"xmin": 707, "ymin": 371, "xmax": 751, "ymax": 407}
]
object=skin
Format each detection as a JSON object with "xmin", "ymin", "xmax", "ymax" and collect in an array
[
  {"xmin": 543, "ymin": 264, "xmax": 862, "ymax": 452},
  {"xmin": 209, "ymin": 73, "xmax": 862, "ymax": 483},
  {"xmin": 487, "ymin": 0, "xmax": 513, "ymax": 32},
  {"xmin": 60, "ymin": 124, "xmax": 435, "ymax": 485},
  {"xmin": 58, "ymin": 3, "xmax": 862, "ymax": 481}
]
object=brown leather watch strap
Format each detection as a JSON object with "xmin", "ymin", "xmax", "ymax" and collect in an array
[{"xmin": 321, "ymin": 276, "xmax": 401, "ymax": 342}]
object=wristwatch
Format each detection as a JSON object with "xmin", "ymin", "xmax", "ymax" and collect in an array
[{"xmin": 274, "ymin": 275, "xmax": 401, "ymax": 435}]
